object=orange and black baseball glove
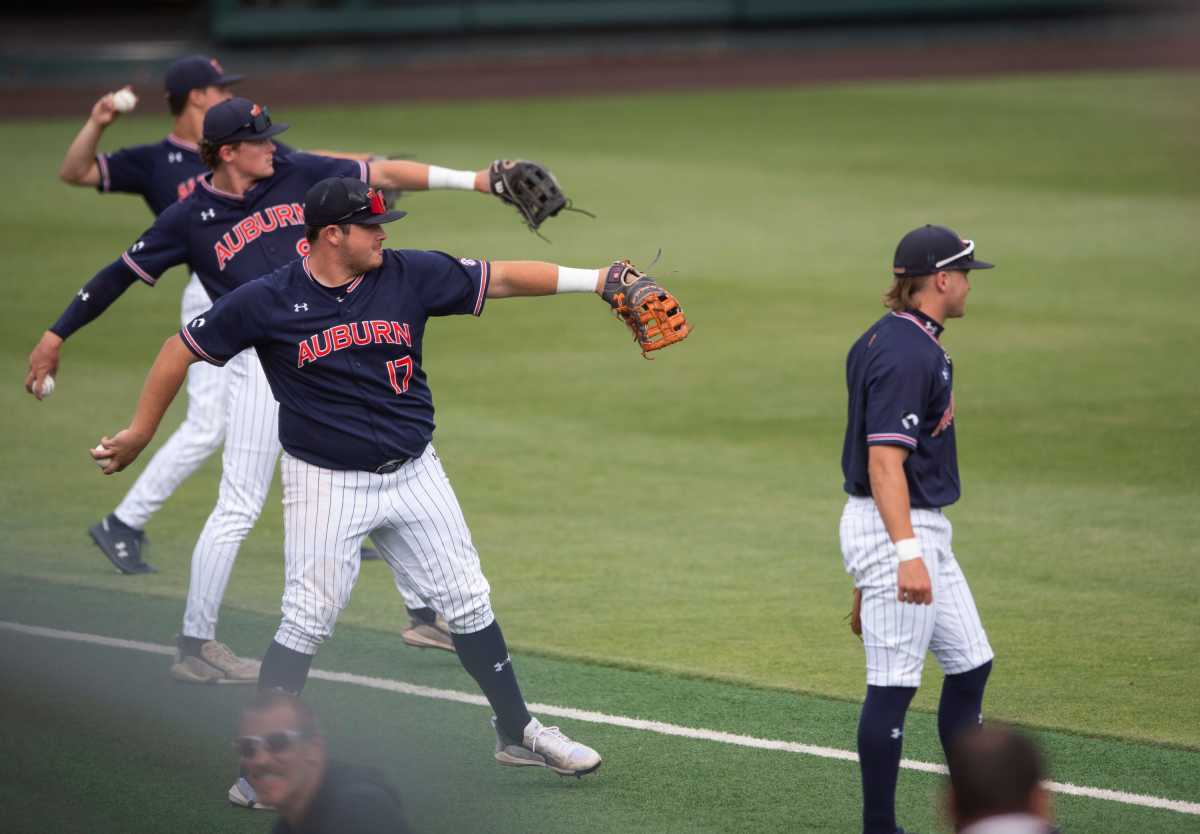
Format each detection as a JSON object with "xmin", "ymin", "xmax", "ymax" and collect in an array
[{"xmin": 600, "ymin": 260, "xmax": 691, "ymax": 357}]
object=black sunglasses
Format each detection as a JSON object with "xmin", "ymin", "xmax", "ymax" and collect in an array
[
  {"xmin": 233, "ymin": 729, "xmax": 308, "ymax": 758},
  {"xmin": 327, "ymin": 188, "xmax": 388, "ymax": 225},
  {"xmin": 215, "ymin": 105, "xmax": 272, "ymax": 144}
]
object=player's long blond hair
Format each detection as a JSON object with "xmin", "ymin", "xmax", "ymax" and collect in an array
[{"xmin": 883, "ymin": 275, "xmax": 932, "ymax": 312}]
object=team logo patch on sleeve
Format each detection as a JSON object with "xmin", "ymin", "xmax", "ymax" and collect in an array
[{"xmin": 901, "ymin": 413, "xmax": 919, "ymax": 430}]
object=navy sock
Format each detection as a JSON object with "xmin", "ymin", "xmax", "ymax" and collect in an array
[
  {"xmin": 858, "ymin": 685, "xmax": 918, "ymax": 834},
  {"xmin": 177, "ymin": 634, "xmax": 207, "ymax": 657},
  {"xmin": 937, "ymin": 660, "xmax": 992, "ymax": 759},
  {"xmin": 257, "ymin": 640, "xmax": 314, "ymax": 694},
  {"xmin": 452, "ymin": 620, "xmax": 531, "ymax": 741},
  {"xmin": 406, "ymin": 606, "xmax": 437, "ymax": 625}
]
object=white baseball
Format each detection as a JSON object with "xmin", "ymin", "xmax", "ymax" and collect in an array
[
  {"xmin": 38, "ymin": 375, "xmax": 55, "ymax": 398},
  {"xmin": 112, "ymin": 88, "xmax": 138, "ymax": 114},
  {"xmin": 92, "ymin": 444, "xmax": 112, "ymax": 470}
]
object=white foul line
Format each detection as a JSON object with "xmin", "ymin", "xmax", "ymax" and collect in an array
[{"xmin": 3, "ymin": 619, "xmax": 1198, "ymax": 817}]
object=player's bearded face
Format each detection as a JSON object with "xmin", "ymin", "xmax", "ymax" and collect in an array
[{"xmin": 345, "ymin": 223, "xmax": 386, "ymax": 272}]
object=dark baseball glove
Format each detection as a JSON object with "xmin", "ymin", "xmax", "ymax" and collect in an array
[
  {"xmin": 600, "ymin": 260, "xmax": 691, "ymax": 358},
  {"xmin": 488, "ymin": 159, "xmax": 588, "ymax": 235},
  {"xmin": 848, "ymin": 588, "xmax": 863, "ymax": 639}
]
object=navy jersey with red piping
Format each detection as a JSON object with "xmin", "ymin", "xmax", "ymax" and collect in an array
[
  {"xmin": 118, "ymin": 151, "xmax": 366, "ymax": 300},
  {"xmin": 180, "ymin": 249, "xmax": 490, "ymax": 471},
  {"xmin": 841, "ymin": 308, "xmax": 959, "ymax": 509},
  {"xmin": 96, "ymin": 135, "xmax": 295, "ymax": 217}
]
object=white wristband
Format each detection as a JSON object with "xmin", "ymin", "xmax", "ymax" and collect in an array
[
  {"xmin": 556, "ymin": 266, "xmax": 600, "ymax": 294},
  {"xmin": 427, "ymin": 166, "xmax": 477, "ymax": 190},
  {"xmin": 894, "ymin": 538, "xmax": 922, "ymax": 562}
]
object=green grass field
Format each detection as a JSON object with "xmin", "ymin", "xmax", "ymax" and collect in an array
[{"xmin": 1, "ymin": 70, "xmax": 1198, "ymax": 832}]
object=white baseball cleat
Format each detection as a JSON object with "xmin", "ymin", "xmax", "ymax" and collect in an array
[
  {"xmin": 492, "ymin": 716, "xmax": 601, "ymax": 777},
  {"xmin": 170, "ymin": 639, "xmax": 259, "ymax": 684},
  {"xmin": 228, "ymin": 776, "xmax": 274, "ymax": 810}
]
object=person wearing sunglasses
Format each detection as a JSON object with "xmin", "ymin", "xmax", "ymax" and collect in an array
[
  {"xmin": 237, "ymin": 690, "xmax": 411, "ymax": 832},
  {"xmin": 26, "ymin": 97, "xmax": 550, "ymax": 714}
]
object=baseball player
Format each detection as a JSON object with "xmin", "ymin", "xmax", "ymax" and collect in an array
[
  {"xmin": 27, "ymin": 98, "xmax": 545, "ymax": 685},
  {"xmin": 56, "ymin": 54, "xmax": 394, "ymax": 577},
  {"xmin": 839, "ymin": 225, "xmax": 996, "ymax": 834},
  {"xmin": 91, "ymin": 175, "xmax": 640, "ymax": 804}
]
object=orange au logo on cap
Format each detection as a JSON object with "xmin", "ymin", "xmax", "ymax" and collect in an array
[
  {"xmin": 250, "ymin": 103, "xmax": 262, "ymax": 117},
  {"xmin": 211, "ymin": 58, "xmax": 224, "ymax": 74}
]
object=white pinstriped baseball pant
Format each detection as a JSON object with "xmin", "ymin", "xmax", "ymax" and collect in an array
[
  {"xmin": 839, "ymin": 496, "xmax": 994, "ymax": 688},
  {"xmin": 113, "ymin": 275, "xmax": 227, "ymax": 529},
  {"xmin": 179, "ymin": 348, "xmax": 431, "ymax": 641},
  {"xmin": 274, "ymin": 446, "xmax": 494, "ymax": 655}
]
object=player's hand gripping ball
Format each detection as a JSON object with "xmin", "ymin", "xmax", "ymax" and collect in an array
[
  {"xmin": 91, "ymin": 444, "xmax": 112, "ymax": 471},
  {"xmin": 111, "ymin": 87, "xmax": 138, "ymax": 114},
  {"xmin": 600, "ymin": 260, "xmax": 691, "ymax": 358},
  {"xmin": 37, "ymin": 375, "xmax": 55, "ymax": 399}
]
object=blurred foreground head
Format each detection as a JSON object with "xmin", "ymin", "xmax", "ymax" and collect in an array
[
  {"xmin": 238, "ymin": 691, "xmax": 325, "ymax": 814},
  {"xmin": 947, "ymin": 726, "xmax": 1055, "ymax": 834}
]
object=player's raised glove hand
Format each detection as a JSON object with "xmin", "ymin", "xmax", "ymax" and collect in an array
[
  {"xmin": 91, "ymin": 429, "xmax": 152, "ymax": 475},
  {"xmin": 897, "ymin": 557, "xmax": 933, "ymax": 605},
  {"xmin": 25, "ymin": 331, "xmax": 63, "ymax": 401},
  {"xmin": 600, "ymin": 260, "xmax": 691, "ymax": 358},
  {"xmin": 487, "ymin": 159, "xmax": 590, "ymax": 235}
]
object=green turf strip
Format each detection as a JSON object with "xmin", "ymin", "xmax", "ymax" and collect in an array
[{"xmin": 1, "ymin": 576, "xmax": 1196, "ymax": 833}]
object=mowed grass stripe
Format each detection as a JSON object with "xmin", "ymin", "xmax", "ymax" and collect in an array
[{"xmin": 4, "ymin": 619, "xmax": 1196, "ymax": 818}]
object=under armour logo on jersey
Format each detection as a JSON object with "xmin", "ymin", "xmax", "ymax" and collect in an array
[
  {"xmin": 890, "ymin": 728, "xmax": 902, "ymax": 740},
  {"xmin": 168, "ymin": 151, "xmax": 183, "ymax": 164},
  {"xmin": 77, "ymin": 289, "xmax": 90, "ymax": 302},
  {"xmin": 130, "ymin": 241, "xmax": 145, "ymax": 252},
  {"xmin": 191, "ymin": 317, "xmax": 206, "ymax": 328},
  {"xmin": 200, "ymin": 208, "xmax": 216, "ymax": 221},
  {"xmin": 294, "ymin": 303, "xmax": 308, "ymax": 312},
  {"xmin": 901, "ymin": 413, "xmax": 919, "ymax": 430},
  {"xmin": 459, "ymin": 258, "xmax": 477, "ymax": 267},
  {"xmin": 942, "ymin": 367, "xmax": 950, "ymax": 381},
  {"xmin": 493, "ymin": 655, "xmax": 512, "ymax": 673}
]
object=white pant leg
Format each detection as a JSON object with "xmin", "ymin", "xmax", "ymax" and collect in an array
[
  {"xmin": 274, "ymin": 455, "xmax": 382, "ymax": 654},
  {"xmin": 113, "ymin": 275, "xmax": 228, "ymax": 529},
  {"xmin": 180, "ymin": 349, "xmax": 280, "ymax": 640},
  {"xmin": 369, "ymin": 445, "xmax": 493, "ymax": 634},
  {"xmin": 840, "ymin": 496, "xmax": 948, "ymax": 688},
  {"xmin": 927, "ymin": 525, "xmax": 994, "ymax": 675}
]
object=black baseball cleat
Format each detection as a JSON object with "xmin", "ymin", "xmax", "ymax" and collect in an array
[{"xmin": 88, "ymin": 514, "xmax": 156, "ymax": 575}]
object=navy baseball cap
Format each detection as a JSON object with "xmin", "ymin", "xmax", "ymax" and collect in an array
[
  {"xmin": 203, "ymin": 98, "xmax": 289, "ymax": 146},
  {"xmin": 164, "ymin": 55, "xmax": 243, "ymax": 99},
  {"xmin": 304, "ymin": 178, "xmax": 407, "ymax": 227},
  {"xmin": 893, "ymin": 225, "xmax": 994, "ymax": 278}
]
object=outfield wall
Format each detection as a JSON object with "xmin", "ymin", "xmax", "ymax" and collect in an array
[{"xmin": 210, "ymin": 0, "xmax": 1157, "ymax": 43}]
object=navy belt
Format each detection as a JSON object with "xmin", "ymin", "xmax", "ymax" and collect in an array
[{"xmin": 373, "ymin": 457, "xmax": 409, "ymax": 475}]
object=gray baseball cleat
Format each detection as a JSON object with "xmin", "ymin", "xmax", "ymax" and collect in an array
[
  {"xmin": 401, "ymin": 614, "xmax": 455, "ymax": 652},
  {"xmin": 170, "ymin": 639, "xmax": 259, "ymax": 684},
  {"xmin": 228, "ymin": 776, "xmax": 274, "ymax": 810},
  {"xmin": 492, "ymin": 716, "xmax": 602, "ymax": 777},
  {"xmin": 88, "ymin": 514, "xmax": 156, "ymax": 574}
]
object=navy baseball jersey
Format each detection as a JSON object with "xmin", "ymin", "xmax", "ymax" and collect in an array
[
  {"xmin": 841, "ymin": 309, "xmax": 959, "ymax": 509},
  {"xmin": 118, "ymin": 151, "xmax": 366, "ymax": 301},
  {"xmin": 180, "ymin": 250, "xmax": 490, "ymax": 471},
  {"xmin": 97, "ymin": 135, "xmax": 295, "ymax": 217}
]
